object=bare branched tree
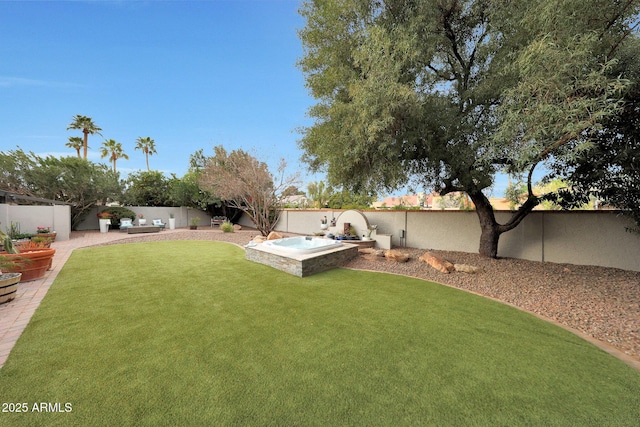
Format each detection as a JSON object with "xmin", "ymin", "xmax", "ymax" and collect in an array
[{"xmin": 199, "ymin": 146, "xmax": 299, "ymax": 236}]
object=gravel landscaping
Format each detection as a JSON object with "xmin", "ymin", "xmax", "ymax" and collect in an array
[{"xmin": 93, "ymin": 229, "xmax": 640, "ymax": 366}]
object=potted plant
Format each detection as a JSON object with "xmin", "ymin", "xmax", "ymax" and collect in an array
[
  {"xmin": 168, "ymin": 213, "xmax": 176, "ymax": 230},
  {"xmin": 97, "ymin": 212, "xmax": 112, "ymax": 233},
  {"xmin": 29, "ymin": 236, "xmax": 51, "ymax": 248},
  {"xmin": 0, "ymin": 255, "xmax": 22, "ymax": 304},
  {"xmin": 35, "ymin": 226, "xmax": 57, "ymax": 242},
  {"xmin": 189, "ymin": 217, "xmax": 200, "ymax": 230},
  {"xmin": 0, "ymin": 229, "xmax": 55, "ymax": 283},
  {"xmin": 137, "ymin": 213, "xmax": 146, "ymax": 226},
  {"xmin": 320, "ymin": 216, "xmax": 328, "ymax": 230},
  {"xmin": 362, "ymin": 225, "xmax": 377, "ymax": 241}
]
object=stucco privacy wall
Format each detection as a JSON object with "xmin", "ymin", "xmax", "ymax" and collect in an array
[
  {"xmin": 0, "ymin": 204, "xmax": 71, "ymax": 241},
  {"xmin": 74, "ymin": 206, "xmax": 211, "ymax": 230},
  {"xmin": 263, "ymin": 209, "xmax": 640, "ymax": 272}
]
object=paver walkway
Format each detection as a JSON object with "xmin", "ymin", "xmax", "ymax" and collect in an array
[{"xmin": 0, "ymin": 228, "xmax": 184, "ymax": 368}]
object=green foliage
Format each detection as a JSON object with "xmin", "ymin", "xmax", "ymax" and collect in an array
[
  {"xmin": 167, "ymin": 170, "xmax": 222, "ymax": 212},
  {"xmin": 189, "ymin": 217, "xmax": 201, "ymax": 226},
  {"xmin": 327, "ymin": 188, "xmax": 375, "ymax": 209},
  {"xmin": 298, "ymin": 0, "xmax": 638, "ymax": 256},
  {"xmin": 134, "ymin": 136, "xmax": 157, "ymax": 171},
  {"xmin": 282, "ymin": 186, "xmax": 305, "ymax": 197},
  {"xmin": 307, "ymin": 181, "xmax": 331, "ymax": 208},
  {"xmin": 0, "ymin": 149, "xmax": 123, "ymax": 230},
  {"xmin": 99, "ymin": 206, "xmax": 137, "ymax": 226},
  {"xmin": 100, "ymin": 139, "xmax": 129, "ymax": 172},
  {"xmin": 67, "ymin": 115, "xmax": 102, "ymax": 160},
  {"xmin": 504, "ymin": 177, "xmax": 528, "ymax": 210},
  {"xmin": 543, "ymin": 37, "xmax": 640, "ymax": 232},
  {"xmin": 123, "ymin": 171, "xmax": 172, "ymax": 207},
  {"xmin": 0, "ymin": 229, "xmax": 18, "ymax": 254},
  {"xmin": 5, "ymin": 221, "xmax": 22, "ymax": 239},
  {"xmin": 220, "ymin": 221, "xmax": 234, "ymax": 233}
]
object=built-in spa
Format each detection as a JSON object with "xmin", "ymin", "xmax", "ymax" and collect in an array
[{"xmin": 245, "ymin": 236, "xmax": 358, "ymax": 277}]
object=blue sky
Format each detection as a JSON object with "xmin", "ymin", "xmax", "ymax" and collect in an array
[
  {"xmin": 1, "ymin": 1, "xmax": 316, "ymax": 179},
  {"xmin": 0, "ymin": 0, "xmax": 514, "ymax": 199}
]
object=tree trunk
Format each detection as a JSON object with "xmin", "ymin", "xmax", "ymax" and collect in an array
[
  {"xmin": 83, "ymin": 131, "xmax": 88, "ymax": 160},
  {"xmin": 469, "ymin": 191, "xmax": 501, "ymax": 258},
  {"xmin": 468, "ymin": 190, "xmax": 540, "ymax": 258}
]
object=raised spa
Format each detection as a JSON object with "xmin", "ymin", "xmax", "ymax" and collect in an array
[
  {"xmin": 246, "ymin": 236, "xmax": 358, "ymax": 277},
  {"xmin": 262, "ymin": 236, "xmax": 343, "ymax": 254}
]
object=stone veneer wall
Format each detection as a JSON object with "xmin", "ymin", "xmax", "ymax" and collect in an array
[{"xmin": 245, "ymin": 245, "xmax": 358, "ymax": 277}]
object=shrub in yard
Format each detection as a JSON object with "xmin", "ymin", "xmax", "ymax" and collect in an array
[
  {"xmin": 220, "ymin": 221, "xmax": 234, "ymax": 233},
  {"xmin": 99, "ymin": 206, "xmax": 137, "ymax": 226}
]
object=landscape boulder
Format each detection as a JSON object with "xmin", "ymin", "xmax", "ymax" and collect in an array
[
  {"xmin": 233, "ymin": 224, "xmax": 242, "ymax": 231},
  {"xmin": 385, "ymin": 249, "xmax": 410, "ymax": 263},
  {"xmin": 359, "ymin": 248, "xmax": 385, "ymax": 257},
  {"xmin": 266, "ymin": 231, "xmax": 284, "ymax": 241},
  {"xmin": 418, "ymin": 252, "xmax": 455, "ymax": 273},
  {"xmin": 253, "ymin": 235, "xmax": 266, "ymax": 244},
  {"xmin": 454, "ymin": 264, "xmax": 480, "ymax": 274}
]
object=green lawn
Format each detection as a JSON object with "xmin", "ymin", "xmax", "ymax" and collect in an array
[{"xmin": 1, "ymin": 241, "xmax": 638, "ymax": 426}]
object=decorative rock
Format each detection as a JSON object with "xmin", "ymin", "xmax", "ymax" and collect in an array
[
  {"xmin": 266, "ymin": 231, "xmax": 283, "ymax": 241},
  {"xmin": 253, "ymin": 236, "xmax": 266, "ymax": 244},
  {"xmin": 233, "ymin": 224, "xmax": 242, "ymax": 231},
  {"xmin": 363, "ymin": 253, "xmax": 382, "ymax": 262},
  {"xmin": 384, "ymin": 249, "xmax": 410, "ymax": 262},
  {"xmin": 359, "ymin": 248, "xmax": 385, "ymax": 257},
  {"xmin": 454, "ymin": 264, "xmax": 480, "ymax": 274},
  {"xmin": 418, "ymin": 252, "xmax": 455, "ymax": 273}
]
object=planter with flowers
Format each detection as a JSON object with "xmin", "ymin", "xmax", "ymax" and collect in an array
[
  {"xmin": 97, "ymin": 212, "xmax": 112, "ymax": 233},
  {"xmin": 1, "ymin": 230, "xmax": 55, "ymax": 284},
  {"xmin": 137, "ymin": 213, "xmax": 146, "ymax": 226},
  {"xmin": 35, "ymin": 226, "xmax": 57, "ymax": 242}
]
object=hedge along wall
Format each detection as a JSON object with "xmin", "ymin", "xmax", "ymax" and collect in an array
[{"xmin": 252, "ymin": 209, "xmax": 640, "ymax": 272}]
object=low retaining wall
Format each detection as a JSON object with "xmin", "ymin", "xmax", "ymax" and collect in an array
[{"xmin": 245, "ymin": 244, "xmax": 358, "ymax": 277}]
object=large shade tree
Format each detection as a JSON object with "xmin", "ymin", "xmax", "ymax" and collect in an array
[
  {"xmin": 134, "ymin": 136, "xmax": 157, "ymax": 171},
  {"xmin": 67, "ymin": 115, "xmax": 102, "ymax": 160},
  {"xmin": 545, "ymin": 37, "xmax": 640, "ymax": 232},
  {"xmin": 0, "ymin": 149, "xmax": 123, "ymax": 229},
  {"xmin": 123, "ymin": 170, "xmax": 172, "ymax": 207},
  {"xmin": 298, "ymin": 0, "xmax": 638, "ymax": 257},
  {"xmin": 100, "ymin": 139, "xmax": 129, "ymax": 173}
]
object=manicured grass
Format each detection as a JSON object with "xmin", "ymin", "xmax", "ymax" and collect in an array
[{"xmin": 1, "ymin": 241, "xmax": 639, "ymax": 426}]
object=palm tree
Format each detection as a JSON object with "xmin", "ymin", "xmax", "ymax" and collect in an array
[
  {"xmin": 67, "ymin": 115, "xmax": 102, "ymax": 159},
  {"xmin": 100, "ymin": 139, "xmax": 129, "ymax": 172},
  {"xmin": 65, "ymin": 136, "xmax": 84, "ymax": 158},
  {"xmin": 134, "ymin": 136, "xmax": 157, "ymax": 170}
]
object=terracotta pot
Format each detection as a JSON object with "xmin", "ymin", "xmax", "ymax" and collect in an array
[
  {"xmin": 36, "ymin": 232, "xmax": 57, "ymax": 242},
  {"xmin": 1, "ymin": 248, "xmax": 56, "ymax": 282},
  {"xmin": 0, "ymin": 272, "xmax": 22, "ymax": 304}
]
